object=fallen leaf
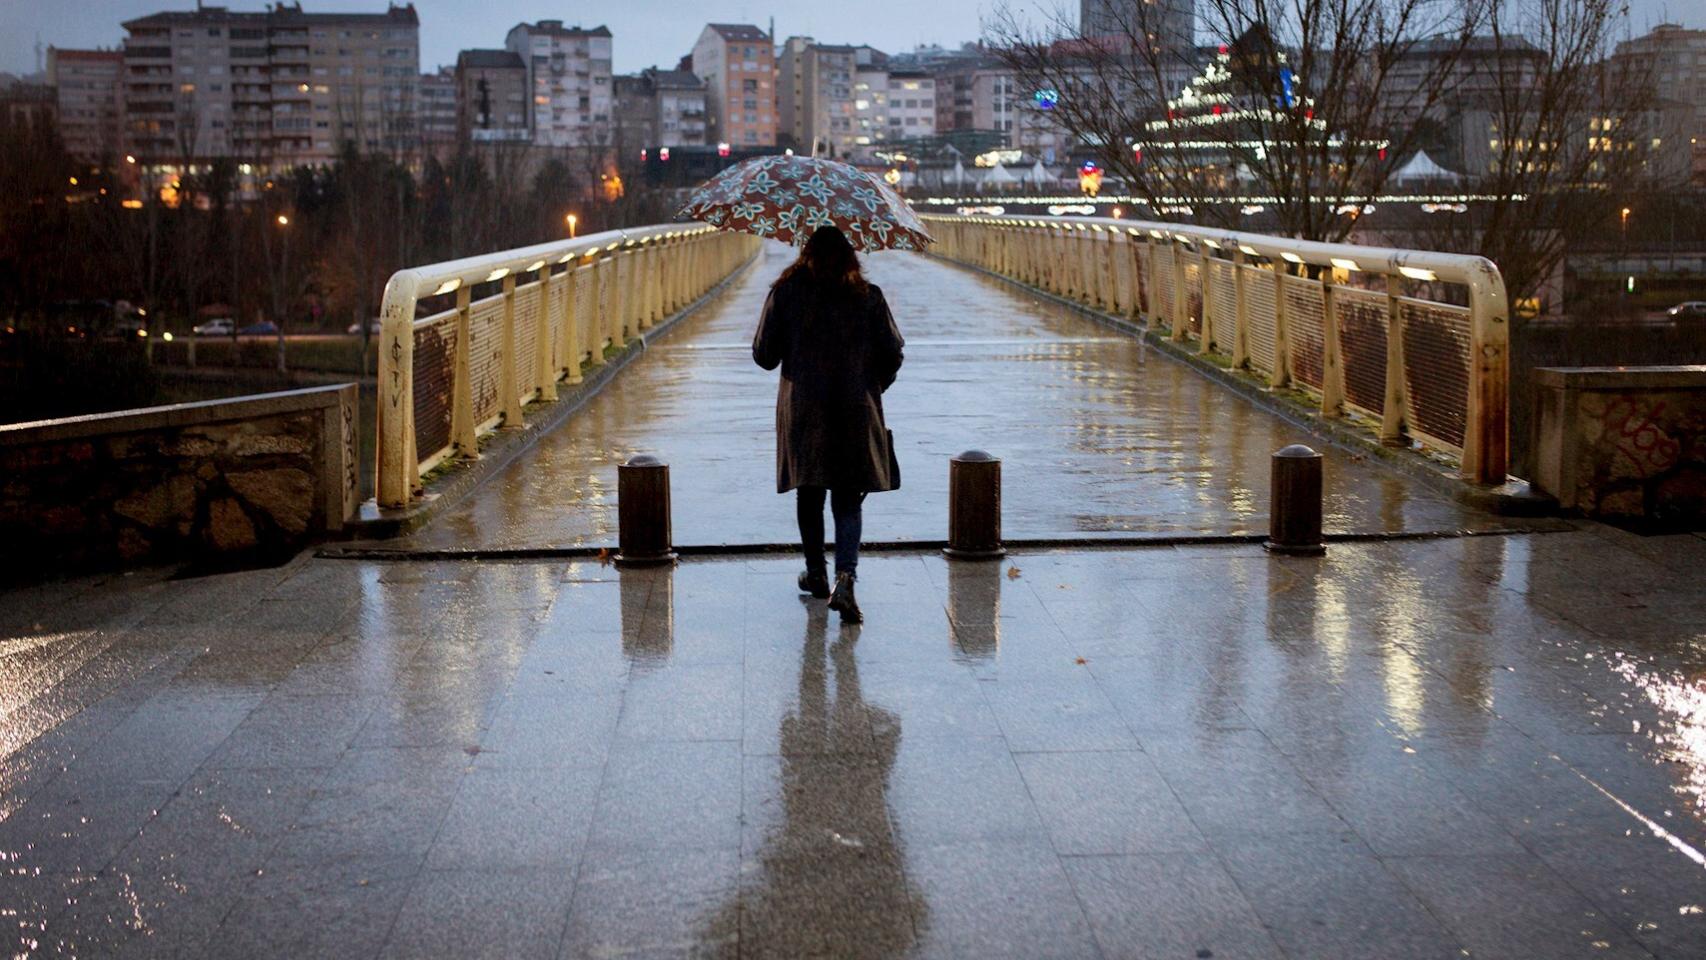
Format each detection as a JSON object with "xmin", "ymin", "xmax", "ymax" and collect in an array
[
  {"xmin": 1006, "ymin": 565, "xmax": 1022, "ymax": 580},
  {"xmin": 597, "ymin": 547, "xmax": 613, "ymax": 567},
  {"xmin": 463, "ymin": 744, "xmax": 484, "ymax": 757},
  {"xmin": 1074, "ymin": 657, "xmax": 1087, "ymax": 665}
]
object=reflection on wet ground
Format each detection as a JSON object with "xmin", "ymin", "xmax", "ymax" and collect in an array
[
  {"xmin": 3, "ymin": 526, "xmax": 1705, "ymax": 958},
  {"xmin": 397, "ymin": 244, "xmax": 1522, "ymax": 553}
]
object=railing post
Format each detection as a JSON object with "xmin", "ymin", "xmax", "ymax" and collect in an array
[
  {"xmin": 1272, "ymin": 264, "xmax": 1293, "ymax": 389},
  {"xmin": 560, "ymin": 258, "xmax": 583, "ymax": 384},
  {"xmin": 602, "ymin": 253, "xmax": 620, "ymax": 354},
  {"xmin": 536, "ymin": 263, "xmax": 558, "ymax": 403},
  {"xmin": 1464, "ymin": 261, "xmax": 1509, "ymax": 484},
  {"xmin": 1107, "ymin": 229, "xmax": 1126, "ymax": 315},
  {"xmin": 585, "ymin": 256, "xmax": 608, "ymax": 368},
  {"xmin": 641, "ymin": 239, "xmax": 659, "ymax": 329},
  {"xmin": 1144, "ymin": 235, "xmax": 1160, "ymax": 327},
  {"xmin": 606, "ymin": 248, "xmax": 624, "ymax": 346},
  {"xmin": 1170, "ymin": 240, "xmax": 1188, "ymax": 342},
  {"xmin": 499, "ymin": 273, "xmax": 524, "ymax": 427},
  {"xmin": 1320, "ymin": 267, "xmax": 1346, "ymax": 418},
  {"xmin": 1231, "ymin": 248, "xmax": 1250, "ymax": 369},
  {"xmin": 1380, "ymin": 275, "xmax": 1408, "ymax": 445},
  {"xmin": 1198, "ymin": 245, "xmax": 1216, "ymax": 355},
  {"xmin": 451, "ymin": 284, "xmax": 479, "ymax": 456},
  {"xmin": 375, "ymin": 271, "xmax": 420, "ymax": 509},
  {"xmin": 658, "ymin": 236, "xmax": 676, "ymax": 316},
  {"xmin": 1080, "ymin": 227, "xmax": 1093, "ymax": 301}
]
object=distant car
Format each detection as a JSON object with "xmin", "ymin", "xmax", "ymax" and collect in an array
[
  {"xmin": 347, "ymin": 318, "xmax": 383, "ymax": 336},
  {"xmin": 1665, "ymin": 301, "xmax": 1706, "ymax": 320},
  {"xmin": 112, "ymin": 315, "xmax": 147, "ymax": 336},
  {"xmin": 193, "ymin": 318, "xmax": 235, "ymax": 336},
  {"xmin": 239, "ymin": 320, "xmax": 279, "ymax": 336}
]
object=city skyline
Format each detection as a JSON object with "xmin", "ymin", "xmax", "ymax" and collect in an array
[{"xmin": 4, "ymin": 0, "xmax": 1701, "ymax": 78}]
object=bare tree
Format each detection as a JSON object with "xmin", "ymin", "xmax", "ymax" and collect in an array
[
  {"xmin": 988, "ymin": 0, "xmax": 1477, "ymax": 240},
  {"xmin": 1413, "ymin": 0, "xmax": 1661, "ymax": 312}
]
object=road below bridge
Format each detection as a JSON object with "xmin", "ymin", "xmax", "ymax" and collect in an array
[{"xmin": 401, "ymin": 243, "xmax": 1512, "ymax": 552}]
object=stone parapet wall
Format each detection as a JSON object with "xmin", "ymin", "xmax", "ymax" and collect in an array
[
  {"xmin": 1533, "ymin": 366, "xmax": 1706, "ymax": 527},
  {"xmin": 0, "ymin": 385, "xmax": 358, "ymax": 577}
]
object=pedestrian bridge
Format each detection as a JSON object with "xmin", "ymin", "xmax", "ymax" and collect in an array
[{"xmin": 370, "ymin": 215, "xmax": 1513, "ymax": 549}]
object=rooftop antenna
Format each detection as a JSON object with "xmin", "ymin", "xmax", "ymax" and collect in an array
[{"xmin": 34, "ymin": 35, "xmax": 43, "ymax": 74}]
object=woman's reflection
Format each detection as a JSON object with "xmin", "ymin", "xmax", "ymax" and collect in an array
[{"xmin": 707, "ymin": 601, "xmax": 924, "ymax": 955}]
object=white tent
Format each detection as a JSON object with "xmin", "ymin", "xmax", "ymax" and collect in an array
[
  {"xmin": 1394, "ymin": 151, "xmax": 1460, "ymax": 183},
  {"xmin": 1028, "ymin": 160, "xmax": 1051, "ymax": 186},
  {"xmin": 950, "ymin": 158, "xmax": 966, "ymax": 187},
  {"xmin": 980, "ymin": 162, "xmax": 1018, "ymax": 191}
]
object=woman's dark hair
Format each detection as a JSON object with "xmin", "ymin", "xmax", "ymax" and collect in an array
[{"xmin": 774, "ymin": 226, "xmax": 867, "ymax": 295}]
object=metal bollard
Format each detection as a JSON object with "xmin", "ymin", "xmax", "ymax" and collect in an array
[
  {"xmin": 944, "ymin": 450, "xmax": 1006, "ymax": 560},
  {"xmin": 615, "ymin": 454, "xmax": 677, "ymax": 567},
  {"xmin": 1265, "ymin": 444, "xmax": 1325, "ymax": 556}
]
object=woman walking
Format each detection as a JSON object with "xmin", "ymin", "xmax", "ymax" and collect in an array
[{"xmin": 754, "ymin": 225, "xmax": 905, "ymax": 624}]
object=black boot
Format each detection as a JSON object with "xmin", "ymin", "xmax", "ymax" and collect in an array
[
  {"xmin": 828, "ymin": 571, "xmax": 862, "ymax": 623},
  {"xmin": 798, "ymin": 568, "xmax": 830, "ymax": 599}
]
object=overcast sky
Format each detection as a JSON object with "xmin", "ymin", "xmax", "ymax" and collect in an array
[{"xmin": 3, "ymin": 0, "xmax": 1699, "ymax": 76}]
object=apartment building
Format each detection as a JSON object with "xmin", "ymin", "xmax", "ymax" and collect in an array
[
  {"xmin": 120, "ymin": 3, "xmax": 420, "ymax": 168},
  {"xmin": 777, "ymin": 37, "xmax": 855, "ymax": 157},
  {"xmin": 1615, "ymin": 23, "xmax": 1706, "ymax": 178},
  {"xmin": 46, "ymin": 48, "xmax": 125, "ymax": 162},
  {"xmin": 418, "ymin": 65, "xmax": 455, "ymax": 156},
  {"xmin": 852, "ymin": 48, "xmax": 889, "ymax": 157},
  {"xmin": 652, "ymin": 69, "xmax": 709, "ymax": 147},
  {"xmin": 884, "ymin": 68, "xmax": 937, "ymax": 145},
  {"xmin": 454, "ymin": 49, "xmax": 528, "ymax": 143},
  {"xmin": 692, "ymin": 24, "xmax": 777, "ymax": 148},
  {"xmin": 1080, "ymin": 0, "xmax": 1196, "ymax": 49},
  {"xmin": 504, "ymin": 21, "xmax": 613, "ymax": 148},
  {"xmin": 616, "ymin": 67, "xmax": 709, "ymax": 148}
]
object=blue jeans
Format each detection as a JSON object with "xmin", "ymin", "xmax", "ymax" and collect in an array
[{"xmin": 797, "ymin": 487, "xmax": 865, "ymax": 577}]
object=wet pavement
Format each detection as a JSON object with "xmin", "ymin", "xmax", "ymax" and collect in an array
[
  {"xmin": 398, "ymin": 243, "xmax": 1510, "ymax": 553},
  {"xmin": 3, "ymin": 525, "xmax": 1706, "ymax": 958}
]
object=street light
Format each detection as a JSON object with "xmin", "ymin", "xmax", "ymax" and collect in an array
[
  {"xmin": 566, "ymin": 213, "xmax": 578, "ymax": 238},
  {"xmin": 276, "ymin": 214, "xmax": 290, "ymax": 226}
]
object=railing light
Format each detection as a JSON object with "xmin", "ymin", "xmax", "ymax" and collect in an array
[
  {"xmin": 1399, "ymin": 266, "xmax": 1438, "ymax": 282},
  {"xmin": 557, "ymin": 252, "xmax": 577, "ymax": 264},
  {"xmin": 1201, "ymin": 238, "xmax": 1221, "ymax": 249},
  {"xmin": 1148, "ymin": 229, "xmax": 1165, "ymax": 239},
  {"xmin": 485, "ymin": 267, "xmax": 511, "ymax": 282},
  {"xmin": 525, "ymin": 260, "xmax": 546, "ymax": 272},
  {"xmin": 432, "ymin": 278, "xmax": 461, "ymax": 296},
  {"xmin": 1238, "ymin": 244, "xmax": 1260, "ymax": 256},
  {"xmin": 1280, "ymin": 252, "xmax": 1304, "ymax": 264},
  {"xmin": 1330, "ymin": 258, "xmax": 1360, "ymax": 272}
]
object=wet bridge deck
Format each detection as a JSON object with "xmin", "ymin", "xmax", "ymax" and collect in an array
[{"xmin": 399, "ymin": 245, "xmax": 1506, "ymax": 553}]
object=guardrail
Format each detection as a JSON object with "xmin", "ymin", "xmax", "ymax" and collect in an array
[
  {"xmin": 375, "ymin": 225, "xmax": 759, "ymax": 508},
  {"xmin": 924, "ymin": 214, "xmax": 1509, "ymax": 484}
]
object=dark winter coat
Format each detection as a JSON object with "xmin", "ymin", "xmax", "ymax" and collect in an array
[{"xmin": 753, "ymin": 273, "xmax": 905, "ymax": 494}]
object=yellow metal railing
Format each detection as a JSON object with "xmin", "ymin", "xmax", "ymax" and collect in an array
[
  {"xmin": 375, "ymin": 225, "xmax": 759, "ymax": 508},
  {"xmin": 925, "ymin": 214, "xmax": 1509, "ymax": 484}
]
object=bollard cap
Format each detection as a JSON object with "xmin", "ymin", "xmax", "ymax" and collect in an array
[
  {"xmin": 1274, "ymin": 444, "xmax": 1320, "ymax": 459},
  {"xmin": 953, "ymin": 449, "xmax": 998, "ymax": 463},
  {"xmin": 623, "ymin": 454, "xmax": 665, "ymax": 468}
]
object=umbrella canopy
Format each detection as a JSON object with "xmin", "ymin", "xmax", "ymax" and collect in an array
[
  {"xmin": 678, "ymin": 154, "xmax": 933, "ymax": 252},
  {"xmin": 982, "ymin": 162, "xmax": 1017, "ymax": 187},
  {"xmin": 1028, "ymin": 160, "xmax": 1051, "ymax": 185},
  {"xmin": 950, "ymin": 158, "xmax": 966, "ymax": 185}
]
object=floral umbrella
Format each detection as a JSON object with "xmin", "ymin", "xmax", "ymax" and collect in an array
[{"xmin": 677, "ymin": 154, "xmax": 933, "ymax": 253}]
